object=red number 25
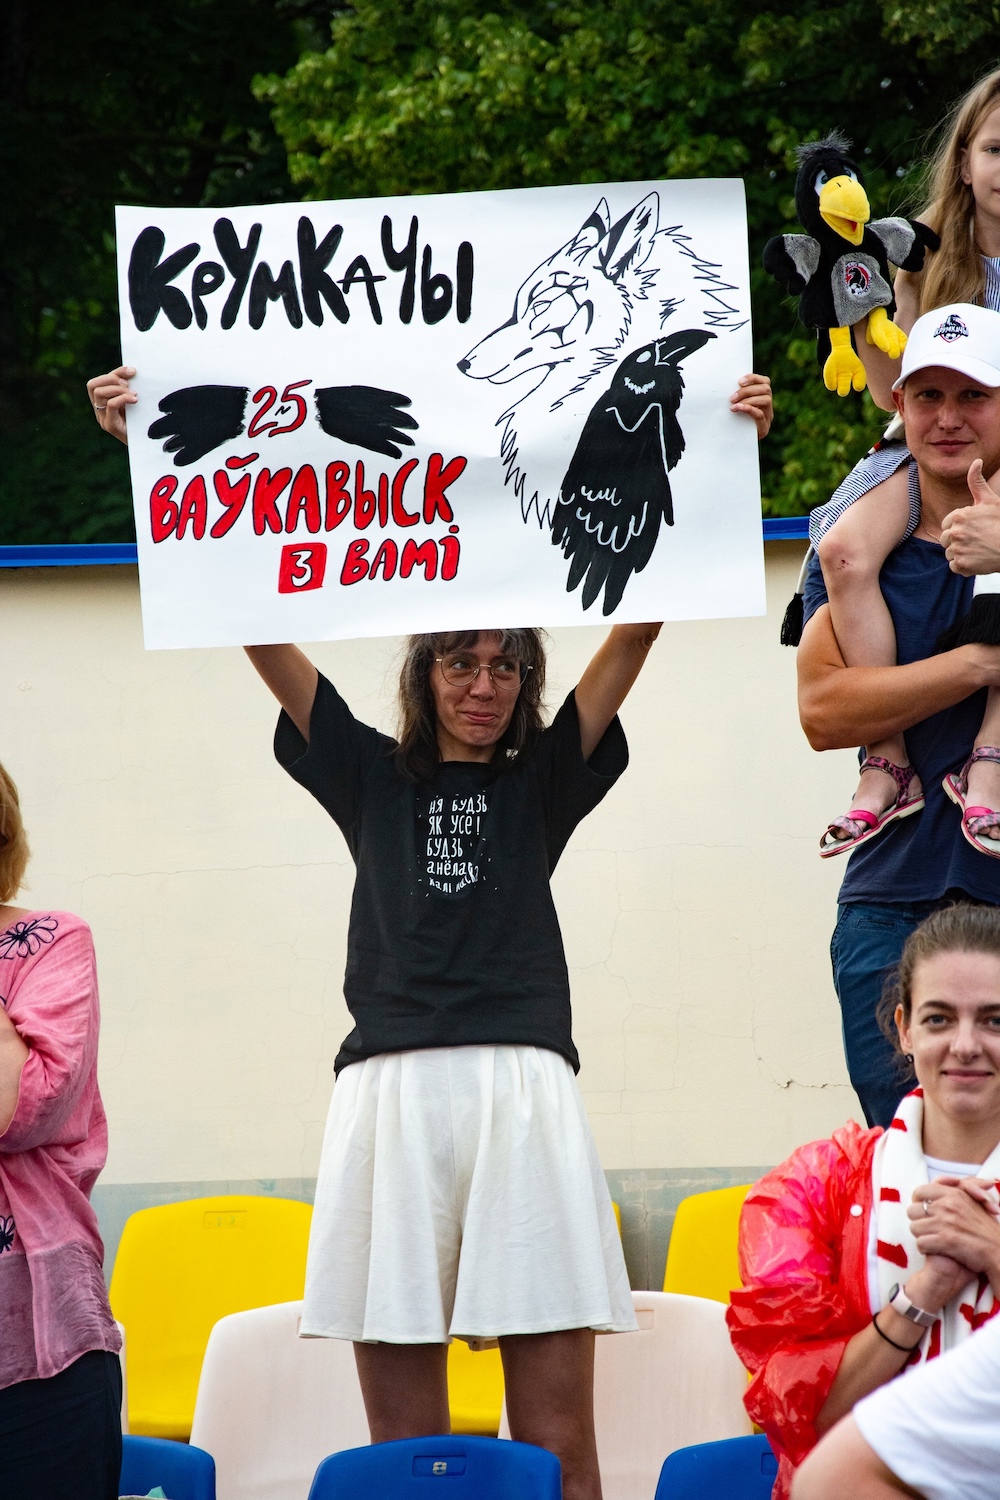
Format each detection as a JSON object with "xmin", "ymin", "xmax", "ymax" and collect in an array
[{"xmin": 248, "ymin": 379, "xmax": 312, "ymax": 439}]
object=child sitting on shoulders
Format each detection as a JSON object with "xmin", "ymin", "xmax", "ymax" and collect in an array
[{"xmin": 810, "ymin": 71, "xmax": 1000, "ymax": 858}]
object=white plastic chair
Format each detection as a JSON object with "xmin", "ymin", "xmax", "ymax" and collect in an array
[
  {"xmin": 500, "ymin": 1291, "xmax": 752, "ymax": 1500},
  {"xmin": 189, "ymin": 1301, "xmax": 369, "ymax": 1500}
]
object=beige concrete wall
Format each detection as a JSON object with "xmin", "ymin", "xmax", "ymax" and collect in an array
[{"xmin": 0, "ymin": 544, "xmax": 862, "ymax": 1189}]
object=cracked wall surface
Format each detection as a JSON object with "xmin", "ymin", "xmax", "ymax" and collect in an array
[{"xmin": 2, "ymin": 546, "xmax": 861, "ymax": 1202}]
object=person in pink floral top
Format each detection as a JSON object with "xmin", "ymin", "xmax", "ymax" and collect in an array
[{"xmin": 0, "ymin": 762, "xmax": 121, "ymax": 1499}]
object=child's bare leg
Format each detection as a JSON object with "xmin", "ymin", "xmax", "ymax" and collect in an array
[
  {"xmin": 817, "ymin": 469, "xmax": 915, "ymax": 839},
  {"xmin": 965, "ymin": 689, "xmax": 1000, "ymax": 837}
]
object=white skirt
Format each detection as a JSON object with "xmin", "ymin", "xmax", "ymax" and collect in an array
[{"xmin": 300, "ymin": 1044, "xmax": 636, "ymax": 1343}]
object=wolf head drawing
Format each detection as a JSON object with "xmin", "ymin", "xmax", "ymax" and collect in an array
[{"xmin": 458, "ymin": 193, "xmax": 665, "ymax": 526}]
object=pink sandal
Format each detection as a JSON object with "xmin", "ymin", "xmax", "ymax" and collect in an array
[
  {"xmin": 943, "ymin": 746, "xmax": 1000, "ymax": 859},
  {"xmin": 820, "ymin": 756, "xmax": 924, "ymax": 859}
]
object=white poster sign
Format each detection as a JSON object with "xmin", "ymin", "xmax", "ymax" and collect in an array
[{"xmin": 117, "ymin": 179, "xmax": 765, "ymax": 649}]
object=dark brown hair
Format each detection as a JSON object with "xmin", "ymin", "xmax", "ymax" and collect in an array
[
  {"xmin": 394, "ymin": 629, "xmax": 548, "ymax": 782},
  {"xmin": 877, "ymin": 903, "xmax": 1000, "ymax": 1078}
]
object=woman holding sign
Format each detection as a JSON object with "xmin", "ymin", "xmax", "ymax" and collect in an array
[
  {"xmin": 88, "ymin": 363, "xmax": 771, "ymax": 1500},
  {"xmin": 248, "ymin": 626, "xmax": 646, "ymax": 1500}
]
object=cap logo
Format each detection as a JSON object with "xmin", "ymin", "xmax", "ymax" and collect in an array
[
  {"xmin": 934, "ymin": 313, "xmax": 969, "ymax": 343},
  {"xmin": 843, "ymin": 261, "xmax": 871, "ymax": 297}
]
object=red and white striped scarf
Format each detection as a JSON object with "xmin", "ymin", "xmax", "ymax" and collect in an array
[{"xmin": 872, "ymin": 1088, "xmax": 1000, "ymax": 1362}]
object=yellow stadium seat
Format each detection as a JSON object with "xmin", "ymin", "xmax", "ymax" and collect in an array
[
  {"xmin": 447, "ymin": 1201, "xmax": 622, "ymax": 1434},
  {"xmin": 448, "ymin": 1340, "xmax": 505, "ymax": 1435},
  {"xmin": 109, "ymin": 1195, "xmax": 312, "ymax": 1439},
  {"xmin": 662, "ymin": 1185, "xmax": 752, "ymax": 1304}
]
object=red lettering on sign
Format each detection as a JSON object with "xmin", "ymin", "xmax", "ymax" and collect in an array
[
  {"xmin": 285, "ymin": 465, "xmax": 322, "ymax": 534},
  {"xmin": 176, "ymin": 475, "xmax": 208, "ymax": 540},
  {"xmin": 354, "ymin": 461, "xmax": 377, "ymax": 529},
  {"xmin": 210, "ymin": 469, "xmax": 250, "ymax": 538},
  {"xmin": 247, "ymin": 386, "xmax": 278, "ymax": 438},
  {"xmin": 391, "ymin": 459, "xmax": 420, "ymax": 526},
  {"xmin": 400, "ymin": 538, "xmax": 438, "ymax": 581},
  {"xmin": 150, "ymin": 476, "xmax": 180, "ymax": 542},
  {"xmin": 278, "ymin": 542, "xmax": 327, "ymax": 593},
  {"xmin": 253, "ymin": 467, "xmax": 292, "ymax": 535},
  {"xmin": 325, "ymin": 461, "xmax": 351, "ymax": 530},
  {"xmin": 270, "ymin": 380, "xmax": 312, "ymax": 437},
  {"xmin": 341, "ymin": 538, "xmax": 370, "ymax": 584},
  {"xmin": 423, "ymin": 453, "xmax": 466, "ymax": 524},
  {"xmin": 370, "ymin": 539, "xmax": 398, "ymax": 580},
  {"xmin": 440, "ymin": 526, "xmax": 460, "ymax": 580}
]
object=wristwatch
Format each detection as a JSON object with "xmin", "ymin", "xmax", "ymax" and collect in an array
[{"xmin": 888, "ymin": 1283, "xmax": 936, "ymax": 1328}]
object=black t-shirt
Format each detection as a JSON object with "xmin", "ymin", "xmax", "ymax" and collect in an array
[{"xmin": 275, "ymin": 674, "xmax": 628, "ymax": 1072}]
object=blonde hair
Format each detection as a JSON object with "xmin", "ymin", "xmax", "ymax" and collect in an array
[
  {"xmin": 917, "ymin": 69, "xmax": 1000, "ymax": 313},
  {"xmin": 0, "ymin": 764, "xmax": 29, "ymax": 904}
]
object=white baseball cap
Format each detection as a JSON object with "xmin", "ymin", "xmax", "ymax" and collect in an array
[{"xmin": 893, "ymin": 303, "xmax": 1000, "ymax": 391}]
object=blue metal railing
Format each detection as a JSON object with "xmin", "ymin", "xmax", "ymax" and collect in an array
[
  {"xmin": 0, "ymin": 519, "xmax": 810, "ymax": 568},
  {"xmin": 0, "ymin": 543, "xmax": 140, "ymax": 568}
]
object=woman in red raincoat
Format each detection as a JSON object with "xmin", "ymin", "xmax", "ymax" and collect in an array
[{"xmin": 726, "ymin": 904, "xmax": 1000, "ymax": 1500}]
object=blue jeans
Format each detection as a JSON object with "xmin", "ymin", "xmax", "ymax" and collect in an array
[{"xmin": 830, "ymin": 901, "xmax": 940, "ymax": 1128}]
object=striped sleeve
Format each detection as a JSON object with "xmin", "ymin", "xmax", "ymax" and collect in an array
[{"xmin": 808, "ymin": 444, "xmax": 913, "ymax": 546}]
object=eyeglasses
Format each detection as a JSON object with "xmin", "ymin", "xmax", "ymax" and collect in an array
[{"xmin": 435, "ymin": 654, "xmax": 530, "ymax": 689}]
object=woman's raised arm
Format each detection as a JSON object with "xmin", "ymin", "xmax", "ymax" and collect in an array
[
  {"xmin": 575, "ymin": 622, "xmax": 661, "ymax": 761},
  {"xmin": 244, "ymin": 645, "xmax": 319, "ymax": 743}
]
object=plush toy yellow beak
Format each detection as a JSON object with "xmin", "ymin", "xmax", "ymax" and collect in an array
[{"xmin": 819, "ymin": 176, "xmax": 870, "ymax": 245}]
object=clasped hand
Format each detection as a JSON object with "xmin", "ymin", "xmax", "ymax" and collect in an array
[{"xmin": 903, "ymin": 1175, "xmax": 1000, "ymax": 1307}]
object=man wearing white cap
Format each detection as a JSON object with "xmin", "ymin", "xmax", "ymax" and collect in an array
[{"xmin": 798, "ymin": 303, "xmax": 1000, "ymax": 1128}]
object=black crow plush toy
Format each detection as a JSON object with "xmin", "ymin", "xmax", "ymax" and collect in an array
[
  {"xmin": 148, "ymin": 385, "xmax": 417, "ymax": 465},
  {"xmin": 763, "ymin": 132, "xmax": 939, "ymax": 396},
  {"xmin": 551, "ymin": 328, "xmax": 715, "ymax": 615}
]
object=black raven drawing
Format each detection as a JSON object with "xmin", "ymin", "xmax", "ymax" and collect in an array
[
  {"xmin": 551, "ymin": 329, "xmax": 716, "ymax": 615},
  {"xmin": 147, "ymin": 385, "xmax": 417, "ymax": 465}
]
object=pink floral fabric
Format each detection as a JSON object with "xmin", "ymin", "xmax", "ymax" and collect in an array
[{"xmin": 0, "ymin": 911, "xmax": 120, "ymax": 1387}]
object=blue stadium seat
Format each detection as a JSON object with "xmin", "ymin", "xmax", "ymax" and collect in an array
[
  {"xmin": 307, "ymin": 1435, "xmax": 561, "ymax": 1499},
  {"xmin": 655, "ymin": 1434, "xmax": 778, "ymax": 1499},
  {"xmin": 119, "ymin": 1433, "xmax": 216, "ymax": 1499}
]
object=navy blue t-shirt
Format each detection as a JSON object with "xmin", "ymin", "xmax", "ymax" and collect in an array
[{"xmin": 803, "ymin": 537, "xmax": 1000, "ymax": 905}]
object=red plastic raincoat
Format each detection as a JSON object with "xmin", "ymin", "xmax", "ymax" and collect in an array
[{"xmin": 726, "ymin": 1120, "xmax": 882, "ymax": 1500}]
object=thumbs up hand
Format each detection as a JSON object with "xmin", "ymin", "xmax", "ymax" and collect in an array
[
  {"xmin": 968, "ymin": 459, "xmax": 999, "ymax": 507},
  {"xmin": 941, "ymin": 461, "xmax": 1000, "ymax": 575}
]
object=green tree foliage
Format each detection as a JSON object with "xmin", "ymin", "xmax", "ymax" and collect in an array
[
  {"xmin": 0, "ymin": 0, "xmax": 326, "ymax": 543},
  {"xmin": 3, "ymin": 1, "xmax": 997, "ymax": 540},
  {"xmin": 255, "ymin": 0, "xmax": 1000, "ymax": 516}
]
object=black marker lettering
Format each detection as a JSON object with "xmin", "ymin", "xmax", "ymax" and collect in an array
[
  {"xmin": 456, "ymin": 242, "xmax": 474, "ymax": 323},
  {"xmin": 339, "ymin": 257, "xmax": 385, "ymax": 324},
  {"xmin": 421, "ymin": 244, "xmax": 452, "ymax": 324},
  {"xmin": 214, "ymin": 219, "xmax": 262, "ymax": 329},
  {"xmin": 191, "ymin": 261, "xmax": 226, "ymax": 329},
  {"xmin": 129, "ymin": 227, "xmax": 200, "ymax": 332},
  {"xmin": 298, "ymin": 218, "xmax": 349, "ymax": 326},
  {"xmin": 381, "ymin": 215, "xmax": 418, "ymax": 324},
  {"xmin": 248, "ymin": 260, "xmax": 303, "ymax": 330}
]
